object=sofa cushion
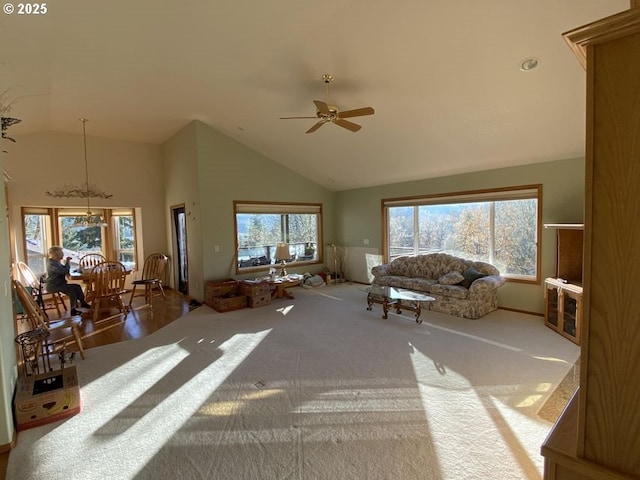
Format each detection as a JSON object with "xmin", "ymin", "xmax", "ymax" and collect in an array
[
  {"xmin": 430, "ymin": 284, "xmax": 469, "ymax": 299},
  {"xmin": 459, "ymin": 266, "xmax": 487, "ymax": 289},
  {"xmin": 438, "ymin": 271, "xmax": 464, "ymax": 285},
  {"xmin": 401, "ymin": 277, "xmax": 436, "ymax": 293}
]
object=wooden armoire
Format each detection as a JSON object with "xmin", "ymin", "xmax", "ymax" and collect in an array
[{"xmin": 541, "ymin": 5, "xmax": 640, "ymax": 480}]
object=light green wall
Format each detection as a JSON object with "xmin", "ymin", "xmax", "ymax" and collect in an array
[
  {"xmin": 162, "ymin": 122, "xmax": 203, "ymax": 298},
  {"xmin": 162, "ymin": 121, "xmax": 584, "ymax": 312},
  {"xmin": 334, "ymin": 157, "xmax": 585, "ymax": 313},
  {"xmin": 195, "ymin": 121, "xmax": 335, "ymax": 284},
  {"xmin": 0, "ymin": 151, "xmax": 17, "ymax": 447},
  {"xmin": 162, "ymin": 121, "xmax": 335, "ymax": 301}
]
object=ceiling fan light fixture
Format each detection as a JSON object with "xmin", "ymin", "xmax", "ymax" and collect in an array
[{"xmin": 281, "ymin": 74, "xmax": 375, "ymax": 133}]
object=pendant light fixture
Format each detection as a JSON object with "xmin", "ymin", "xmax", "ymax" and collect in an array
[{"xmin": 46, "ymin": 118, "xmax": 112, "ymax": 227}]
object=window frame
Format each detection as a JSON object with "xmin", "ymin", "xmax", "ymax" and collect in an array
[
  {"xmin": 381, "ymin": 185, "xmax": 542, "ymax": 284},
  {"xmin": 234, "ymin": 201, "xmax": 323, "ymax": 274},
  {"xmin": 110, "ymin": 209, "xmax": 137, "ymax": 268},
  {"xmin": 21, "ymin": 206, "xmax": 140, "ymax": 274},
  {"xmin": 21, "ymin": 207, "xmax": 56, "ymax": 276}
]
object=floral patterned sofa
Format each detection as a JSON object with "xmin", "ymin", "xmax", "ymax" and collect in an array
[{"xmin": 371, "ymin": 253, "xmax": 505, "ymax": 319}]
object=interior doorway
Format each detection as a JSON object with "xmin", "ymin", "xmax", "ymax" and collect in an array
[{"xmin": 171, "ymin": 205, "xmax": 189, "ymax": 296}]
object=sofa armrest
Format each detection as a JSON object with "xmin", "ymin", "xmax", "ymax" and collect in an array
[
  {"xmin": 469, "ymin": 275, "xmax": 505, "ymax": 295},
  {"xmin": 371, "ymin": 264, "xmax": 392, "ymax": 277}
]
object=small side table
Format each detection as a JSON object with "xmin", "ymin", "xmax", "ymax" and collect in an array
[{"xmin": 269, "ymin": 278, "xmax": 301, "ymax": 299}]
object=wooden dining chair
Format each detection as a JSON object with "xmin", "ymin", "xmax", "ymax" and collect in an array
[
  {"xmin": 128, "ymin": 253, "xmax": 168, "ymax": 309},
  {"xmin": 16, "ymin": 261, "xmax": 67, "ymax": 318},
  {"xmin": 88, "ymin": 261, "xmax": 128, "ymax": 322},
  {"xmin": 79, "ymin": 253, "xmax": 107, "ymax": 270},
  {"xmin": 13, "ymin": 279, "xmax": 85, "ymax": 361},
  {"xmin": 78, "ymin": 253, "xmax": 106, "ymax": 302}
]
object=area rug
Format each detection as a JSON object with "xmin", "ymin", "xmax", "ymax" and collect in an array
[{"xmin": 7, "ymin": 284, "xmax": 579, "ymax": 480}]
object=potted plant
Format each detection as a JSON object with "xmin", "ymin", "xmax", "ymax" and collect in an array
[{"xmin": 1, "ymin": 89, "xmax": 21, "ymax": 150}]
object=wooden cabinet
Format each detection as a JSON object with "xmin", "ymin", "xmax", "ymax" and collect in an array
[
  {"xmin": 544, "ymin": 278, "xmax": 582, "ymax": 345},
  {"xmin": 543, "ymin": 224, "xmax": 583, "ymax": 345}
]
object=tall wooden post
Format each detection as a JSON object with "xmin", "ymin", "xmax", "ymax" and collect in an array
[{"xmin": 542, "ymin": 8, "xmax": 640, "ymax": 479}]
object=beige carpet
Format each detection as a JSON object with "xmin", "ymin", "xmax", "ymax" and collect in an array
[{"xmin": 7, "ymin": 284, "xmax": 579, "ymax": 480}]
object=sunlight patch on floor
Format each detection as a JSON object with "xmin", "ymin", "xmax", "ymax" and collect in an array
[
  {"xmin": 532, "ymin": 356, "xmax": 569, "ymax": 363},
  {"xmin": 408, "ymin": 342, "xmax": 535, "ymax": 479},
  {"xmin": 84, "ymin": 344, "xmax": 190, "ymax": 409},
  {"xmin": 199, "ymin": 389, "xmax": 284, "ymax": 416},
  {"xmin": 420, "ymin": 321, "xmax": 523, "ymax": 352},
  {"xmin": 276, "ymin": 305, "xmax": 294, "ymax": 315},
  {"xmin": 316, "ymin": 292, "xmax": 346, "ymax": 301},
  {"xmin": 119, "ymin": 330, "xmax": 272, "ymax": 477},
  {"xmin": 35, "ymin": 330, "xmax": 272, "ymax": 479}
]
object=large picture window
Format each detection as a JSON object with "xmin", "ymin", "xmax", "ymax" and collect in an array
[
  {"xmin": 383, "ymin": 185, "xmax": 541, "ymax": 282},
  {"xmin": 234, "ymin": 201, "xmax": 322, "ymax": 273},
  {"xmin": 112, "ymin": 210, "xmax": 136, "ymax": 266},
  {"xmin": 23, "ymin": 208, "xmax": 54, "ymax": 276},
  {"xmin": 22, "ymin": 207, "xmax": 138, "ymax": 275},
  {"xmin": 58, "ymin": 209, "xmax": 105, "ymax": 265}
]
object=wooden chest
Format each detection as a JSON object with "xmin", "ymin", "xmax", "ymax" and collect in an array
[
  {"xmin": 205, "ymin": 280, "xmax": 247, "ymax": 312},
  {"xmin": 210, "ymin": 294, "xmax": 247, "ymax": 313},
  {"xmin": 247, "ymin": 293, "xmax": 272, "ymax": 308},
  {"xmin": 239, "ymin": 280, "xmax": 270, "ymax": 297}
]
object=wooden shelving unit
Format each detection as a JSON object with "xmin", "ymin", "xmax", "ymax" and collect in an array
[
  {"xmin": 543, "ymin": 224, "xmax": 583, "ymax": 345},
  {"xmin": 544, "ymin": 278, "xmax": 582, "ymax": 345}
]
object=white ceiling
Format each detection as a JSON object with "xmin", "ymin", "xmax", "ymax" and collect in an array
[{"xmin": 0, "ymin": 1, "xmax": 630, "ymax": 191}]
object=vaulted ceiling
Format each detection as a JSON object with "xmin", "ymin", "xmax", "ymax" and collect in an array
[{"xmin": 0, "ymin": 1, "xmax": 630, "ymax": 190}]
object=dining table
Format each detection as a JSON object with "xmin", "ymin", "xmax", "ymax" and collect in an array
[{"xmin": 69, "ymin": 267, "xmax": 132, "ymax": 283}]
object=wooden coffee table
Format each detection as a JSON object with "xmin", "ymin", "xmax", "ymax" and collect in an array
[
  {"xmin": 362, "ymin": 285, "xmax": 434, "ymax": 324},
  {"xmin": 269, "ymin": 278, "xmax": 301, "ymax": 299}
]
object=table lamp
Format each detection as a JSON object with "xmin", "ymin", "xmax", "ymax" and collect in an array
[{"xmin": 274, "ymin": 243, "xmax": 291, "ymax": 277}]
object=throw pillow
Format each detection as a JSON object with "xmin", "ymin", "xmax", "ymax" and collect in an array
[
  {"xmin": 460, "ymin": 266, "xmax": 487, "ymax": 289},
  {"xmin": 438, "ymin": 271, "xmax": 465, "ymax": 285}
]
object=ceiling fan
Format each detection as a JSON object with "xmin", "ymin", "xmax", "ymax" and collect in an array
[{"xmin": 280, "ymin": 74, "xmax": 375, "ymax": 133}]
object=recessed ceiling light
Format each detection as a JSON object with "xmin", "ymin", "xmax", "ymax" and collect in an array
[{"xmin": 519, "ymin": 57, "xmax": 540, "ymax": 72}]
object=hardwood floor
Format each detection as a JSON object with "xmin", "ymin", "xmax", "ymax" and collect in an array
[{"xmin": 1, "ymin": 289, "xmax": 191, "ymax": 480}]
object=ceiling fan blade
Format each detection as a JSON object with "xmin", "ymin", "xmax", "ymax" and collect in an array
[
  {"xmin": 306, "ymin": 121, "xmax": 327, "ymax": 134},
  {"xmin": 338, "ymin": 107, "xmax": 375, "ymax": 119},
  {"xmin": 280, "ymin": 116, "xmax": 318, "ymax": 119},
  {"xmin": 334, "ymin": 118, "xmax": 362, "ymax": 132},
  {"xmin": 313, "ymin": 100, "xmax": 331, "ymax": 115}
]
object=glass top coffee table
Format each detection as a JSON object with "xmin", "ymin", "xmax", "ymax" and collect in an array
[{"xmin": 361, "ymin": 285, "xmax": 435, "ymax": 324}]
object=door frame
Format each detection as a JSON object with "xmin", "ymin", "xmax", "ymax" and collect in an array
[{"xmin": 170, "ymin": 204, "xmax": 189, "ymax": 296}]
